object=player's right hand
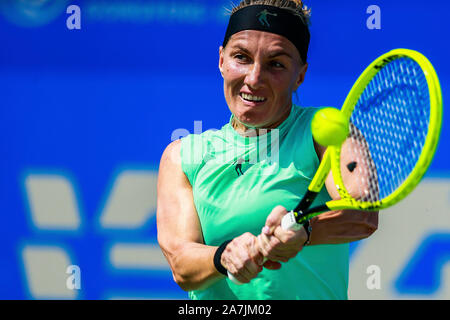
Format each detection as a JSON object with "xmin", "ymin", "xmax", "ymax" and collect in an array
[{"xmin": 220, "ymin": 232, "xmax": 264, "ymax": 284}]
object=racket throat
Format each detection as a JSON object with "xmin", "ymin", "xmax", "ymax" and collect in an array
[
  {"xmin": 294, "ymin": 204, "xmax": 330, "ymax": 224},
  {"xmin": 294, "ymin": 190, "xmax": 319, "ymax": 213},
  {"xmin": 293, "ymin": 190, "xmax": 331, "ymax": 224}
]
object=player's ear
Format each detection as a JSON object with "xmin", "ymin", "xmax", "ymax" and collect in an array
[
  {"xmin": 219, "ymin": 46, "xmax": 224, "ymax": 77},
  {"xmin": 294, "ymin": 62, "xmax": 308, "ymax": 90}
]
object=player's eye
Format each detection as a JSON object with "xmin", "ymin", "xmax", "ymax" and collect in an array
[
  {"xmin": 233, "ymin": 53, "xmax": 251, "ymax": 63},
  {"xmin": 270, "ymin": 60, "xmax": 285, "ymax": 69}
]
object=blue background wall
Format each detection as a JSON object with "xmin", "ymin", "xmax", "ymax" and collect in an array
[{"xmin": 0, "ymin": 0, "xmax": 449, "ymax": 299}]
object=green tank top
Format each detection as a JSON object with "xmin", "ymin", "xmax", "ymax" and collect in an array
[{"xmin": 180, "ymin": 105, "xmax": 349, "ymax": 300}]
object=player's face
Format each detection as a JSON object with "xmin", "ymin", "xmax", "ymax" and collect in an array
[{"xmin": 219, "ymin": 30, "xmax": 307, "ymax": 130}]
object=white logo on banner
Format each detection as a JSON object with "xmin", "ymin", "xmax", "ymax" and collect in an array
[{"xmin": 22, "ymin": 170, "xmax": 172, "ymax": 299}]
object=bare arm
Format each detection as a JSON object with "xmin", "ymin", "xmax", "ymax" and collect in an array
[
  {"xmin": 308, "ymin": 137, "xmax": 379, "ymax": 245},
  {"xmin": 157, "ymin": 140, "xmax": 221, "ymax": 291}
]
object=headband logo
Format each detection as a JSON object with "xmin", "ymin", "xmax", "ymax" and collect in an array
[{"xmin": 256, "ymin": 9, "xmax": 278, "ymax": 27}]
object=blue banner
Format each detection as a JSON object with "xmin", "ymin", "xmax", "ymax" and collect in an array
[{"xmin": 1, "ymin": 0, "xmax": 449, "ymax": 299}]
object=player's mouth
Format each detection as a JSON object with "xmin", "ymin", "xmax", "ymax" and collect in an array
[{"xmin": 239, "ymin": 92, "xmax": 267, "ymax": 105}]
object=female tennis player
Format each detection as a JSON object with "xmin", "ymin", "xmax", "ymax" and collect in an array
[{"xmin": 157, "ymin": 0, "xmax": 378, "ymax": 300}]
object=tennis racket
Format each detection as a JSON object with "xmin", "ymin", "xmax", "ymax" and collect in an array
[{"xmin": 228, "ymin": 48, "xmax": 442, "ymax": 285}]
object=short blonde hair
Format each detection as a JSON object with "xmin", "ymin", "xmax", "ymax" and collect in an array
[{"xmin": 230, "ymin": 0, "xmax": 311, "ymax": 26}]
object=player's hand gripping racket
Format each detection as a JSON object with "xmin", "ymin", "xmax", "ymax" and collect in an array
[{"xmin": 228, "ymin": 48, "xmax": 443, "ymax": 285}]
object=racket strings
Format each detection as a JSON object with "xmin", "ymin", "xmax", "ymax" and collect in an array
[
  {"xmin": 347, "ymin": 122, "xmax": 380, "ymax": 202},
  {"xmin": 345, "ymin": 57, "xmax": 430, "ymax": 203}
]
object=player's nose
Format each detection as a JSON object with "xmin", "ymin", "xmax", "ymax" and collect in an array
[{"xmin": 244, "ymin": 62, "xmax": 265, "ymax": 89}]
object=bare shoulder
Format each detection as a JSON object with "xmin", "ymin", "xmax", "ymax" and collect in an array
[
  {"xmin": 157, "ymin": 139, "xmax": 202, "ymax": 244},
  {"xmin": 158, "ymin": 138, "xmax": 193, "ymax": 191},
  {"xmin": 160, "ymin": 139, "xmax": 182, "ymax": 168}
]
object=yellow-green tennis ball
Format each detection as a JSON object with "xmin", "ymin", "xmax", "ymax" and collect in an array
[{"xmin": 311, "ymin": 108, "xmax": 349, "ymax": 146}]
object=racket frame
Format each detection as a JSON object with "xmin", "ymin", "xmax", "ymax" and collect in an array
[{"xmin": 293, "ymin": 49, "xmax": 443, "ymax": 223}]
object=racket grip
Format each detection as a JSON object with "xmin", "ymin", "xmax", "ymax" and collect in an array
[
  {"xmin": 281, "ymin": 210, "xmax": 304, "ymax": 231},
  {"xmin": 227, "ymin": 211, "xmax": 303, "ymax": 285}
]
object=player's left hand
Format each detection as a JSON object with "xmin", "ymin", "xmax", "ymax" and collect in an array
[{"xmin": 258, "ymin": 205, "xmax": 308, "ymax": 264}]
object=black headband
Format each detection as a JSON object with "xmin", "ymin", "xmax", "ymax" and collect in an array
[{"xmin": 222, "ymin": 5, "xmax": 310, "ymax": 63}]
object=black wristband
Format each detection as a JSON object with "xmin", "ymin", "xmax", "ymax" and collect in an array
[{"xmin": 213, "ymin": 240, "xmax": 232, "ymax": 275}]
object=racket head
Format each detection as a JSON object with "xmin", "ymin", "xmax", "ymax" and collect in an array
[{"xmin": 328, "ymin": 49, "xmax": 442, "ymax": 211}]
